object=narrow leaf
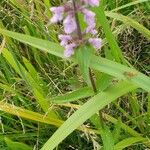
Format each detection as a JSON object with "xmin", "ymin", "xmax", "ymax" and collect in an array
[
  {"xmin": 0, "ymin": 29, "xmax": 149, "ymax": 92},
  {"xmin": 41, "ymin": 81, "xmax": 137, "ymax": 150},
  {"xmin": 75, "ymin": 46, "xmax": 92, "ymax": 85},
  {"xmin": 5, "ymin": 137, "xmax": 32, "ymax": 150},
  {"xmin": 114, "ymin": 137, "xmax": 147, "ymax": 150},
  {"xmin": 105, "ymin": 11, "xmax": 150, "ymax": 40}
]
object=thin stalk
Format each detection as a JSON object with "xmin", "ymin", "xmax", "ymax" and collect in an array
[
  {"xmin": 89, "ymin": 68, "xmax": 97, "ymax": 93},
  {"xmin": 72, "ymin": 0, "xmax": 82, "ymax": 40},
  {"xmin": 89, "ymin": 68, "xmax": 104, "ymax": 128},
  {"xmin": 72, "ymin": 0, "xmax": 104, "ymax": 130}
]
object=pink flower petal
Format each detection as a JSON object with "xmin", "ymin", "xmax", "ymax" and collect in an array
[
  {"xmin": 63, "ymin": 15, "xmax": 77, "ymax": 34},
  {"xmin": 89, "ymin": 38, "xmax": 102, "ymax": 49},
  {"xmin": 58, "ymin": 35, "xmax": 72, "ymax": 46},
  {"xmin": 50, "ymin": 7, "xmax": 64, "ymax": 13},
  {"xmin": 50, "ymin": 6, "xmax": 64, "ymax": 23},
  {"xmin": 50, "ymin": 14, "xmax": 63, "ymax": 23},
  {"xmin": 82, "ymin": 9, "xmax": 95, "ymax": 25},
  {"xmin": 82, "ymin": 0, "xmax": 100, "ymax": 7},
  {"xmin": 64, "ymin": 43, "xmax": 76, "ymax": 57}
]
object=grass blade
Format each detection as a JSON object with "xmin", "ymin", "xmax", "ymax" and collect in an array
[
  {"xmin": 5, "ymin": 137, "xmax": 32, "ymax": 150},
  {"xmin": 0, "ymin": 28, "xmax": 64, "ymax": 58},
  {"xmin": 0, "ymin": 29, "xmax": 149, "ymax": 92},
  {"xmin": 90, "ymin": 56, "xmax": 150, "ymax": 92},
  {"xmin": 105, "ymin": 11, "xmax": 150, "ymax": 40},
  {"xmin": 51, "ymin": 87, "xmax": 94, "ymax": 104},
  {"xmin": 94, "ymin": 1, "xmax": 124, "ymax": 63},
  {"xmin": 2, "ymin": 48, "xmax": 57, "ymax": 118},
  {"xmin": 114, "ymin": 137, "xmax": 147, "ymax": 150},
  {"xmin": 0, "ymin": 101, "xmax": 63, "ymax": 127},
  {"xmin": 111, "ymin": 0, "xmax": 149, "ymax": 12},
  {"xmin": 41, "ymin": 81, "xmax": 137, "ymax": 150}
]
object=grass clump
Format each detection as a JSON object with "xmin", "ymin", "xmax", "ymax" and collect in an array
[{"xmin": 0, "ymin": 0, "xmax": 150, "ymax": 150}]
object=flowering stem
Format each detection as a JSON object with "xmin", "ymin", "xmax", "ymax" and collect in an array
[
  {"xmin": 89, "ymin": 68, "xmax": 104, "ymax": 129},
  {"xmin": 99, "ymin": 110, "xmax": 104, "ymax": 129},
  {"xmin": 72, "ymin": 0, "xmax": 82, "ymax": 40},
  {"xmin": 89, "ymin": 68, "xmax": 97, "ymax": 93}
]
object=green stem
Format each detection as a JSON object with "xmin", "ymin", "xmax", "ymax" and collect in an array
[
  {"xmin": 89, "ymin": 68, "xmax": 104, "ymax": 128},
  {"xmin": 72, "ymin": 0, "xmax": 82, "ymax": 40},
  {"xmin": 89, "ymin": 68, "xmax": 97, "ymax": 93}
]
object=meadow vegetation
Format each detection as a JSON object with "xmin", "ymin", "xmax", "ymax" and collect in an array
[{"xmin": 0, "ymin": 0, "xmax": 150, "ymax": 149}]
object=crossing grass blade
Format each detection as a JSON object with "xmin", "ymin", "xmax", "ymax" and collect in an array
[
  {"xmin": 5, "ymin": 137, "xmax": 33, "ymax": 150},
  {"xmin": 0, "ymin": 29, "xmax": 150, "ymax": 92},
  {"xmin": 114, "ymin": 137, "xmax": 147, "ymax": 150},
  {"xmin": 105, "ymin": 11, "xmax": 150, "ymax": 40},
  {"xmin": 0, "ymin": 101, "xmax": 100, "ymax": 135},
  {"xmin": 41, "ymin": 81, "xmax": 137, "ymax": 150},
  {"xmin": 94, "ymin": 0, "xmax": 124, "ymax": 63},
  {"xmin": 111, "ymin": 0, "xmax": 149, "ymax": 12},
  {"xmin": 0, "ymin": 101, "xmax": 63, "ymax": 127},
  {"xmin": 58, "ymin": 103, "xmax": 143, "ymax": 137},
  {"xmin": 103, "ymin": 114, "xmax": 141, "ymax": 137},
  {"xmin": 51, "ymin": 87, "xmax": 94, "ymax": 104},
  {"xmin": 2, "ymin": 48, "xmax": 58, "ymax": 118}
]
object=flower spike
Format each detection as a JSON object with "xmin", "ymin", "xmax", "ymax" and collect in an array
[{"xmin": 50, "ymin": 0, "xmax": 102, "ymax": 57}]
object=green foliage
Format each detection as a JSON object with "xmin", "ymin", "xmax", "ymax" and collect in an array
[
  {"xmin": 75, "ymin": 45, "xmax": 93, "ymax": 85},
  {"xmin": 0, "ymin": 0, "xmax": 150, "ymax": 150},
  {"xmin": 41, "ymin": 81, "xmax": 137, "ymax": 150},
  {"xmin": 5, "ymin": 138, "xmax": 32, "ymax": 150}
]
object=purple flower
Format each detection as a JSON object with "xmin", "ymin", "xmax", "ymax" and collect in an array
[
  {"xmin": 83, "ymin": 0, "xmax": 100, "ymax": 7},
  {"xmin": 89, "ymin": 0, "xmax": 100, "ymax": 6},
  {"xmin": 86, "ymin": 24, "xmax": 97, "ymax": 35},
  {"xmin": 82, "ymin": 9, "xmax": 97, "ymax": 34},
  {"xmin": 89, "ymin": 38, "xmax": 102, "ymax": 49},
  {"xmin": 82, "ymin": 9, "xmax": 95, "ymax": 25},
  {"xmin": 50, "ymin": 7, "xmax": 64, "ymax": 14},
  {"xmin": 63, "ymin": 15, "xmax": 77, "ymax": 34},
  {"xmin": 64, "ymin": 43, "xmax": 76, "ymax": 58},
  {"xmin": 58, "ymin": 35, "xmax": 72, "ymax": 46},
  {"xmin": 50, "ymin": 0, "xmax": 101, "ymax": 58},
  {"xmin": 50, "ymin": 14, "xmax": 62, "ymax": 23},
  {"xmin": 50, "ymin": 6, "xmax": 64, "ymax": 23}
]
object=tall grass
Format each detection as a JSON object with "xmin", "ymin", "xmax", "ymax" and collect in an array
[{"xmin": 0, "ymin": 0, "xmax": 150, "ymax": 149}]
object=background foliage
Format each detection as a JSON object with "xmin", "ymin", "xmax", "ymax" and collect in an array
[{"xmin": 0, "ymin": 0, "xmax": 150, "ymax": 149}]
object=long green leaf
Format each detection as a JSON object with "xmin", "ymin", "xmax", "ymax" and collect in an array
[
  {"xmin": 114, "ymin": 137, "xmax": 147, "ymax": 150},
  {"xmin": 0, "ymin": 29, "xmax": 150, "ymax": 92},
  {"xmin": 2, "ymin": 48, "xmax": 57, "ymax": 118},
  {"xmin": 94, "ymin": 1, "xmax": 124, "ymax": 63},
  {"xmin": 90, "ymin": 56, "xmax": 150, "ymax": 92},
  {"xmin": 41, "ymin": 81, "xmax": 137, "ymax": 150},
  {"xmin": 5, "ymin": 137, "xmax": 32, "ymax": 150},
  {"xmin": 0, "ymin": 101, "xmax": 63, "ymax": 127},
  {"xmin": 111, "ymin": 0, "xmax": 149, "ymax": 12},
  {"xmin": 105, "ymin": 11, "xmax": 150, "ymax": 40},
  {"xmin": 51, "ymin": 87, "xmax": 94, "ymax": 103},
  {"xmin": 0, "ymin": 28, "xmax": 64, "ymax": 58},
  {"xmin": 75, "ymin": 46, "xmax": 92, "ymax": 85}
]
